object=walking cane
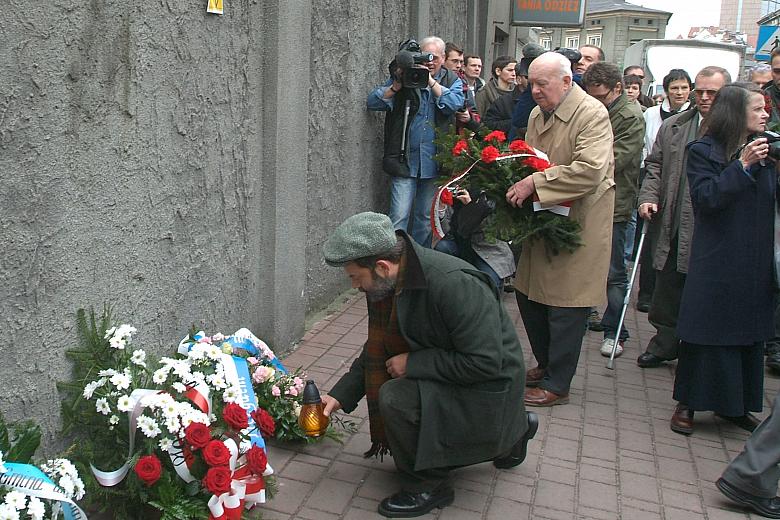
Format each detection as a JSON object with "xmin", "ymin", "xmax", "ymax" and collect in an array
[{"xmin": 607, "ymin": 218, "xmax": 649, "ymax": 370}]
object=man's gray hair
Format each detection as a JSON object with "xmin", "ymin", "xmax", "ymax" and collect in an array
[
  {"xmin": 696, "ymin": 65, "xmax": 732, "ymax": 85},
  {"xmin": 419, "ymin": 36, "xmax": 445, "ymax": 56},
  {"xmin": 748, "ymin": 63, "xmax": 771, "ymax": 80}
]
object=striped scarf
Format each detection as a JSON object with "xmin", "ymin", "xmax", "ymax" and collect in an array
[{"xmin": 363, "ymin": 259, "xmax": 410, "ymax": 459}]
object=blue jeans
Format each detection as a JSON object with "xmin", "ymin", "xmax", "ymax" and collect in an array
[
  {"xmin": 434, "ymin": 238, "xmax": 503, "ymax": 291},
  {"xmin": 624, "ymin": 211, "xmax": 637, "ymax": 264},
  {"xmin": 389, "ymin": 176, "xmax": 436, "ymax": 248},
  {"xmin": 601, "ymin": 221, "xmax": 630, "ymax": 341}
]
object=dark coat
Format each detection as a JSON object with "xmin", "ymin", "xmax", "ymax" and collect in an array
[
  {"xmin": 677, "ymin": 136, "xmax": 776, "ymax": 346},
  {"xmin": 328, "ymin": 234, "xmax": 527, "ymax": 471},
  {"xmin": 483, "ymin": 87, "xmax": 522, "ymax": 134}
]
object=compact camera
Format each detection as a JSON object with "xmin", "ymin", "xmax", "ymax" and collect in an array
[{"xmin": 746, "ymin": 130, "xmax": 780, "ymax": 161}]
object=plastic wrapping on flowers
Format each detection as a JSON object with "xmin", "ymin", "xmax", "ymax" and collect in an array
[
  {"xmin": 434, "ymin": 129, "xmax": 583, "ymax": 256},
  {"xmin": 58, "ymin": 307, "xmax": 330, "ymax": 520}
]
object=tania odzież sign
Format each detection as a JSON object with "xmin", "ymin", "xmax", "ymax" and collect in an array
[{"xmin": 511, "ymin": 0, "xmax": 586, "ymax": 27}]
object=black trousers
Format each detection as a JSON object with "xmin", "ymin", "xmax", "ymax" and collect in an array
[
  {"xmin": 645, "ymin": 241, "xmax": 686, "ymax": 360},
  {"xmin": 516, "ymin": 292, "xmax": 588, "ymax": 395},
  {"xmin": 378, "ymin": 378, "xmax": 451, "ymax": 492}
]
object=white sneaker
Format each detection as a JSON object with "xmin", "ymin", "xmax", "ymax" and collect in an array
[{"xmin": 600, "ymin": 338, "xmax": 624, "ymax": 358}]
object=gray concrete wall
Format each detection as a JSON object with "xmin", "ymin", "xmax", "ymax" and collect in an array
[{"xmin": 0, "ymin": 0, "xmax": 472, "ymax": 447}]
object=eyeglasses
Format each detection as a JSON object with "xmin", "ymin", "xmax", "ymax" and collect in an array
[
  {"xmin": 693, "ymin": 89, "xmax": 719, "ymax": 97},
  {"xmin": 773, "ymin": 68, "xmax": 780, "ymax": 74}
]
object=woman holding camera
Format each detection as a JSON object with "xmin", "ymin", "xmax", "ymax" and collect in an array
[{"xmin": 670, "ymin": 83, "xmax": 777, "ymax": 435}]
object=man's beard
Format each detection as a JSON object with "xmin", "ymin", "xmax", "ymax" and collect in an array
[{"xmin": 363, "ymin": 273, "xmax": 396, "ymax": 302}]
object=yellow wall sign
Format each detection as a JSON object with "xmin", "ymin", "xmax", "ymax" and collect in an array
[
  {"xmin": 511, "ymin": 0, "xmax": 585, "ymax": 27},
  {"xmin": 207, "ymin": 0, "xmax": 223, "ymax": 15}
]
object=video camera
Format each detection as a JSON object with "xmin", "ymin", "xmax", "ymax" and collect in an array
[
  {"xmin": 746, "ymin": 130, "xmax": 780, "ymax": 161},
  {"xmin": 389, "ymin": 39, "xmax": 433, "ymax": 89}
]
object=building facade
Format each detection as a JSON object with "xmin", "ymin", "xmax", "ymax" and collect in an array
[
  {"xmin": 720, "ymin": 0, "xmax": 780, "ymax": 49},
  {"xmin": 537, "ymin": 0, "xmax": 670, "ymax": 68}
]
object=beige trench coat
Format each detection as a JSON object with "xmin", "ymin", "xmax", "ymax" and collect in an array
[{"xmin": 514, "ymin": 84, "xmax": 616, "ymax": 307}]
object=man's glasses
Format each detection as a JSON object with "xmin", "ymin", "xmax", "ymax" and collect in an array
[
  {"xmin": 773, "ymin": 68, "xmax": 780, "ymax": 74},
  {"xmin": 693, "ymin": 89, "xmax": 719, "ymax": 97}
]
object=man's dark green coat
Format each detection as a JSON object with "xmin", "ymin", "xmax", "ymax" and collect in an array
[{"xmin": 329, "ymin": 234, "xmax": 528, "ymax": 471}]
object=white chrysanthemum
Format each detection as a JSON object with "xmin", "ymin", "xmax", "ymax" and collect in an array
[
  {"xmin": 206, "ymin": 345, "xmax": 222, "ymax": 360},
  {"xmin": 72, "ymin": 476, "xmax": 86, "ymax": 500},
  {"xmin": 164, "ymin": 416, "xmax": 181, "ymax": 435},
  {"xmin": 0, "ymin": 503, "xmax": 20, "ymax": 520},
  {"xmin": 98, "ymin": 368, "xmax": 118, "ymax": 377},
  {"xmin": 96, "ymin": 398, "xmax": 111, "ymax": 415},
  {"xmin": 171, "ymin": 382, "xmax": 187, "ymax": 393},
  {"xmin": 207, "ymin": 373, "xmax": 227, "ymax": 390},
  {"xmin": 109, "ymin": 336, "xmax": 126, "ymax": 350},
  {"xmin": 110, "ymin": 372, "xmax": 131, "ymax": 391},
  {"xmin": 3, "ymin": 491, "xmax": 25, "ymax": 510},
  {"xmin": 117, "ymin": 394, "xmax": 133, "ymax": 412},
  {"xmin": 0, "ymin": 450, "xmax": 6, "ymax": 474},
  {"xmin": 130, "ymin": 349, "xmax": 147, "ymax": 367},
  {"xmin": 223, "ymin": 386, "xmax": 241, "ymax": 403},
  {"xmin": 172, "ymin": 361, "xmax": 192, "ymax": 380},
  {"xmin": 159, "ymin": 437, "xmax": 174, "ymax": 452},
  {"xmin": 115, "ymin": 324, "xmax": 137, "ymax": 339},
  {"xmin": 152, "ymin": 368, "xmax": 169, "ymax": 385},
  {"xmin": 104, "ymin": 326, "xmax": 117, "ymax": 339},
  {"xmin": 187, "ymin": 343, "xmax": 208, "ymax": 361},
  {"xmin": 189, "ymin": 371, "xmax": 206, "ymax": 385},
  {"xmin": 58, "ymin": 474, "xmax": 75, "ymax": 498},
  {"xmin": 137, "ymin": 415, "xmax": 161, "ymax": 438},
  {"xmin": 82, "ymin": 381, "xmax": 99, "ymax": 400},
  {"xmin": 109, "ymin": 415, "xmax": 120, "ymax": 425},
  {"xmin": 26, "ymin": 497, "xmax": 44, "ymax": 520}
]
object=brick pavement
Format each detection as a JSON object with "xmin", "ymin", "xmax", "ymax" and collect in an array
[{"xmin": 257, "ymin": 288, "xmax": 780, "ymax": 520}]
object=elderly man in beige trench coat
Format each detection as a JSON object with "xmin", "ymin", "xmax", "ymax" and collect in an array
[{"xmin": 507, "ymin": 52, "xmax": 615, "ymax": 406}]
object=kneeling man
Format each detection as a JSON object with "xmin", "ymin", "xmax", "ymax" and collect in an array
[{"xmin": 321, "ymin": 212, "xmax": 537, "ymax": 518}]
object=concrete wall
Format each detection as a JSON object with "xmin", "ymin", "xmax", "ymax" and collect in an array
[{"xmin": 0, "ymin": 1, "xmax": 475, "ymax": 447}]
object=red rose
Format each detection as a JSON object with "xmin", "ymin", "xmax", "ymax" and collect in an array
[
  {"xmin": 245, "ymin": 445, "xmax": 268, "ymax": 475},
  {"xmin": 509, "ymin": 139, "xmax": 534, "ymax": 154},
  {"xmin": 250, "ymin": 408, "xmax": 276, "ymax": 438},
  {"xmin": 203, "ymin": 439, "xmax": 231, "ymax": 466},
  {"xmin": 185, "ymin": 422, "xmax": 211, "ymax": 449},
  {"xmin": 481, "ymin": 145, "xmax": 500, "ymax": 163},
  {"xmin": 222, "ymin": 403, "xmax": 249, "ymax": 431},
  {"xmin": 452, "ymin": 139, "xmax": 468, "ymax": 156},
  {"xmin": 134, "ymin": 455, "xmax": 162, "ymax": 487},
  {"xmin": 524, "ymin": 156, "xmax": 551, "ymax": 171},
  {"xmin": 483, "ymin": 130, "xmax": 506, "ymax": 143},
  {"xmin": 202, "ymin": 466, "xmax": 232, "ymax": 495}
]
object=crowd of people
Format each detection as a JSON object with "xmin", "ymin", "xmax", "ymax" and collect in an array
[{"xmin": 318, "ymin": 36, "xmax": 780, "ymax": 518}]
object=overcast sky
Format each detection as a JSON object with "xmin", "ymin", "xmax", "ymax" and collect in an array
[{"xmin": 634, "ymin": 0, "xmax": 722, "ymax": 39}]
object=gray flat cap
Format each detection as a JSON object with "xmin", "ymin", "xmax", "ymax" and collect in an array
[
  {"xmin": 522, "ymin": 42, "xmax": 545, "ymax": 61},
  {"xmin": 323, "ymin": 212, "xmax": 397, "ymax": 266}
]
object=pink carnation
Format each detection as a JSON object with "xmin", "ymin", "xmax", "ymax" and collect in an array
[
  {"xmin": 285, "ymin": 386, "xmax": 299, "ymax": 397},
  {"xmin": 271, "ymin": 385, "xmax": 281, "ymax": 397}
]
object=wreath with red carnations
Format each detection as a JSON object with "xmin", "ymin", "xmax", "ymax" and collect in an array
[{"xmin": 433, "ymin": 129, "xmax": 583, "ymax": 256}]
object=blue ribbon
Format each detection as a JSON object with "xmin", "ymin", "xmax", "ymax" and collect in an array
[{"xmin": 1, "ymin": 463, "xmax": 84, "ymax": 520}]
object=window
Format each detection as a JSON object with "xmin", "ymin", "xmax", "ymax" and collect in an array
[
  {"xmin": 541, "ymin": 38, "xmax": 552, "ymax": 50},
  {"xmin": 565, "ymin": 36, "xmax": 580, "ymax": 48},
  {"xmin": 648, "ymin": 19, "xmax": 654, "ymax": 25},
  {"xmin": 634, "ymin": 18, "xmax": 640, "ymax": 24},
  {"xmin": 587, "ymin": 34, "xmax": 602, "ymax": 47}
]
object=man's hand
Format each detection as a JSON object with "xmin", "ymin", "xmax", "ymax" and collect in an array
[
  {"xmin": 386, "ymin": 353, "xmax": 409, "ymax": 378},
  {"xmin": 455, "ymin": 110, "xmax": 471, "ymax": 123},
  {"xmin": 321, "ymin": 395, "xmax": 342, "ymax": 417},
  {"xmin": 638, "ymin": 202, "xmax": 658, "ymax": 220},
  {"xmin": 506, "ymin": 175, "xmax": 536, "ymax": 207}
]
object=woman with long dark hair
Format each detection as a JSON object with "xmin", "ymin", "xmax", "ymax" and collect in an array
[{"xmin": 670, "ymin": 83, "xmax": 776, "ymax": 435}]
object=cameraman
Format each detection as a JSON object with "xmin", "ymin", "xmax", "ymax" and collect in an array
[{"xmin": 368, "ymin": 36, "xmax": 464, "ymax": 248}]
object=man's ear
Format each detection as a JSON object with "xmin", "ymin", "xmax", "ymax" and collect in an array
[
  {"xmin": 563, "ymin": 75, "xmax": 573, "ymax": 88},
  {"xmin": 374, "ymin": 259, "xmax": 393, "ymax": 278}
]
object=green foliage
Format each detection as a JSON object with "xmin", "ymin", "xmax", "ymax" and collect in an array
[
  {"xmin": 0, "ymin": 411, "xmax": 41, "ymax": 464},
  {"xmin": 434, "ymin": 128, "xmax": 583, "ymax": 256}
]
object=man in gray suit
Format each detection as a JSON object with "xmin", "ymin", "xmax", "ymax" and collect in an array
[{"xmin": 717, "ymin": 393, "xmax": 780, "ymax": 518}]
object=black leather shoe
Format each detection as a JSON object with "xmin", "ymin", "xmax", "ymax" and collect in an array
[
  {"xmin": 716, "ymin": 478, "xmax": 780, "ymax": 518},
  {"xmin": 637, "ymin": 351, "xmax": 666, "ymax": 368},
  {"xmin": 767, "ymin": 345, "xmax": 780, "ymax": 373},
  {"xmin": 494, "ymin": 412, "xmax": 539, "ymax": 469},
  {"xmin": 378, "ymin": 487, "xmax": 455, "ymax": 518},
  {"xmin": 636, "ymin": 300, "xmax": 650, "ymax": 313},
  {"xmin": 716, "ymin": 413, "xmax": 762, "ymax": 432}
]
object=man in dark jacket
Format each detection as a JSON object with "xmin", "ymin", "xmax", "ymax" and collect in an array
[
  {"xmin": 582, "ymin": 62, "xmax": 645, "ymax": 358},
  {"xmin": 321, "ymin": 212, "xmax": 536, "ymax": 518}
]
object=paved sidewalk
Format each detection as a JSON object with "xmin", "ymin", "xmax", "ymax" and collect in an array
[{"xmin": 259, "ymin": 287, "xmax": 780, "ymax": 520}]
